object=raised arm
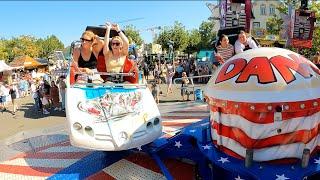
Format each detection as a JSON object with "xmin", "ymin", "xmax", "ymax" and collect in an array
[
  {"xmin": 103, "ymin": 22, "xmax": 111, "ymax": 56},
  {"xmin": 113, "ymin": 24, "xmax": 129, "ymax": 56}
]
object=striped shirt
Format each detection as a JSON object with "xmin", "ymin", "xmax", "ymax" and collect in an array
[{"xmin": 216, "ymin": 44, "xmax": 234, "ymax": 61}]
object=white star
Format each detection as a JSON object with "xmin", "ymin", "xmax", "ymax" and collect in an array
[
  {"xmin": 136, "ymin": 146, "xmax": 142, "ymax": 151},
  {"xmin": 174, "ymin": 141, "xmax": 182, "ymax": 148},
  {"xmin": 218, "ymin": 157, "xmax": 229, "ymax": 163},
  {"xmin": 202, "ymin": 144, "xmax": 211, "ymax": 150},
  {"xmin": 235, "ymin": 175, "xmax": 244, "ymax": 180},
  {"xmin": 189, "ymin": 129, "xmax": 196, "ymax": 133},
  {"xmin": 200, "ymin": 122, "xmax": 209, "ymax": 126},
  {"xmin": 314, "ymin": 157, "xmax": 320, "ymax": 164},
  {"xmin": 275, "ymin": 174, "xmax": 289, "ymax": 180}
]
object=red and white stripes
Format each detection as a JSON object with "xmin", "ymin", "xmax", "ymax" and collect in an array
[
  {"xmin": 209, "ymin": 100, "xmax": 320, "ymax": 162},
  {"xmin": 0, "ymin": 141, "xmax": 91, "ymax": 179}
]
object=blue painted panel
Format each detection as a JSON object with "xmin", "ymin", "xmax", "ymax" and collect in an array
[{"xmin": 75, "ymin": 87, "xmax": 138, "ymax": 99}]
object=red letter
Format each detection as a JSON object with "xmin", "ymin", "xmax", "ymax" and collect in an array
[
  {"xmin": 215, "ymin": 58, "xmax": 246, "ymax": 84},
  {"xmin": 271, "ymin": 55, "xmax": 312, "ymax": 84},
  {"xmin": 236, "ymin": 57, "xmax": 276, "ymax": 84}
]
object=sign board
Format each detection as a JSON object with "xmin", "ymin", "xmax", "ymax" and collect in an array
[{"xmin": 292, "ymin": 9, "xmax": 316, "ymax": 48}]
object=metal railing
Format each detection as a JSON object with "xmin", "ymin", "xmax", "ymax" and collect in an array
[{"xmin": 173, "ymin": 75, "xmax": 212, "ymax": 100}]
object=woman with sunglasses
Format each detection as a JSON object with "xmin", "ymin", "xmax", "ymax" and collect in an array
[
  {"xmin": 102, "ymin": 22, "xmax": 138, "ymax": 83},
  {"xmin": 72, "ymin": 30, "xmax": 104, "ymax": 83}
]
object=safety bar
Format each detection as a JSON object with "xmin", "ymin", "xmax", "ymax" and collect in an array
[
  {"xmin": 74, "ymin": 72, "xmax": 135, "ymax": 76},
  {"xmin": 71, "ymin": 82, "xmax": 147, "ymax": 88}
]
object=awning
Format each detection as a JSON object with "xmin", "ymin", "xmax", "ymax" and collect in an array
[
  {"xmin": 0, "ymin": 60, "xmax": 12, "ymax": 72},
  {"xmin": 10, "ymin": 55, "xmax": 44, "ymax": 69}
]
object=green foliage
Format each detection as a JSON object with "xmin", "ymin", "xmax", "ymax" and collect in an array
[
  {"xmin": 155, "ymin": 26, "xmax": 172, "ymax": 51},
  {"xmin": 198, "ymin": 20, "xmax": 216, "ymax": 50},
  {"xmin": 0, "ymin": 35, "xmax": 64, "ymax": 62},
  {"xmin": 185, "ymin": 29, "xmax": 201, "ymax": 55},
  {"xmin": 156, "ymin": 20, "xmax": 216, "ymax": 55},
  {"xmin": 37, "ymin": 35, "xmax": 64, "ymax": 59},
  {"xmin": 156, "ymin": 21, "xmax": 189, "ymax": 52},
  {"xmin": 4, "ymin": 35, "xmax": 40, "ymax": 61},
  {"xmin": 266, "ymin": 15, "xmax": 284, "ymax": 35},
  {"xmin": 277, "ymin": 0, "xmax": 299, "ymax": 15},
  {"xmin": 124, "ymin": 25, "xmax": 143, "ymax": 46},
  {"xmin": 0, "ymin": 39, "xmax": 9, "ymax": 61}
]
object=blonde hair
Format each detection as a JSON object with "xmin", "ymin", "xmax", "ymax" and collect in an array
[
  {"xmin": 111, "ymin": 36, "xmax": 123, "ymax": 46},
  {"xmin": 81, "ymin": 30, "xmax": 95, "ymax": 40}
]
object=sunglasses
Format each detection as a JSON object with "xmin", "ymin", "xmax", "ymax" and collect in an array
[
  {"xmin": 112, "ymin": 42, "xmax": 120, "ymax": 46},
  {"xmin": 80, "ymin": 38, "xmax": 93, "ymax": 42}
]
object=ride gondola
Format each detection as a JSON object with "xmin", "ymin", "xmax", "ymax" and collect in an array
[{"xmin": 66, "ymin": 26, "xmax": 162, "ymax": 151}]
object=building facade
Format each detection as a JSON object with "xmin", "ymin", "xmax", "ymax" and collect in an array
[
  {"xmin": 208, "ymin": 0, "xmax": 282, "ymax": 35},
  {"xmin": 251, "ymin": 0, "xmax": 281, "ymax": 30}
]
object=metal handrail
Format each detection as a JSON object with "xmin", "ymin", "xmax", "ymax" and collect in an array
[
  {"xmin": 173, "ymin": 74, "xmax": 212, "ymax": 100},
  {"xmin": 173, "ymin": 74, "xmax": 212, "ymax": 86}
]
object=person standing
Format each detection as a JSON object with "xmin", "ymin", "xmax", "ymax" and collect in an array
[
  {"xmin": 58, "ymin": 76, "xmax": 66, "ymax": 111},
  {"xmin": 0, "ymin": 82, "xmax": 7, "ymax": 111},
  {"xmin": 9, "ymin": 83, "xmax": 18, "ymax": 115},
  {"xmin": 31, "ymin": 81, "xmax": 40, "ymax": 111},
  {"xmin": 50, "ymin": 81, "xmax": 60, "ymax": 111},
  {"xmin": 41, "ymin": 80, "xmax": 51, "ymax": 115},
  {"xmin": 181, "ymin": 72, "xmax": 190, "ymax": 101},
  {"xmin": 165, "ymin": 62, "xmax": 175, "ymax": 95}
]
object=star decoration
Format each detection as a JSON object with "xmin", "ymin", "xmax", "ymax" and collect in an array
[
  {"xmin": 202, "ymin": 144, "xmax": 211, "ymax": 150},
  {"xmin": 314, "ymin": 158, "xmax": 320, "ymax": 164},
  {"xmin": 136, "ymin": 146, "xmax": 142, "ymax": 151},
  {"xmin": 200, "ymin": 122, "xmax": 209, "ymax": 126},
  {"xmin": 174, "ymin": 141, "xmax": 182, "ymax": 148},
  {"xmin": 275, "ymin": 174, "xmax": 289, "ymax": 180},
  {"xmin": 189, "ymin": 129, "xmax": 196, "ymax": 133},
  {"xmin": 218, "ymin": 157, "xmax": 229, "ymax": 163},
  {"xmin": 235, "ymin": 175, "xmax": 244, "ymax": 180}
]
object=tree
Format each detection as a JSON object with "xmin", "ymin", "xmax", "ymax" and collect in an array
[
  {"xmin": 277, "ymin": 0, "xmax": 299, "ymax": 14},
  {"xmin": 6, "ymin": 35, "xmax": 40, "ymax": 61},
  {"xmin": 156, "ymin": 26, "xmax": 172, "ymax": 51},
  {"xmin": 123, "ymin": 25, "xmax": 143, "ymax": 46},
  {"xmin": 185, "ymin": 29, "xmax": 201, "ymax": 57},
  {"xmin": 156, "ymin": 21, "xmax": 189, "ymax": 52},
  {"xmin": 266, "ymin": 15, "xmax": 284, "ymax": 35},
  {"xmin": 37, "ymin": 35, "xmax": 64, "ymax": 59},
  {"xmin": 198, "ymin": 20, "xmax": 216, "ymax": 50},
  {"xmin": 0, "ymin": 39, "xmax": 9, "ymax": 61}
]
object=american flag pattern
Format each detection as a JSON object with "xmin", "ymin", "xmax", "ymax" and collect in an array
[{"xmin": 0, "ymin": 101, "xmax": 208, "ymax": 179}]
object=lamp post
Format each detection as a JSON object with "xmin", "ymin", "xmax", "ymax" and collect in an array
[{"xmin": 168, "ymin": 40, "xmax": 174, "ymax": 64}]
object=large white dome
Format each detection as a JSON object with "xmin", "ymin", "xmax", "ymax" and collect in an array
[{"xmin": 205, "ymin": 47, "xmax": 320, "ymax": 103}]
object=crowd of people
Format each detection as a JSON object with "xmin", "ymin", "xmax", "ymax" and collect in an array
[
  {"xmin": 0, "ymin": 70, "xmax": 66, "ymax": 116},
  {"xmin": 4, "ymin": 28, "xmax": 315, "ymax": 110}
]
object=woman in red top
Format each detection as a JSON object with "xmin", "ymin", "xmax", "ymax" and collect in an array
[{"xmin": 102, "ymin": 22, "xmax": 138, "ymax": 83}]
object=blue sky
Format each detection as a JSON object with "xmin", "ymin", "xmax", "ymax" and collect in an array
[{"xmin": 0, "ymin": 1, "xmax": 217, "ymax": 46}]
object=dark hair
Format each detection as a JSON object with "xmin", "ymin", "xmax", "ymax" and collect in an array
[
  {"xmin": 218, "ymin": 34, "xmax": 228, "ymax": 43},
  {"xmin": 239, "ymin": 30, "xmax": 246, "ymax": 35}
]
